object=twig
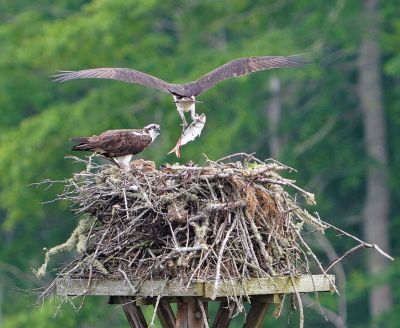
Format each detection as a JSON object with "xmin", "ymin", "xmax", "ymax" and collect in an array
[
  {"xmin": 212, "ymin": 213, "xmax": 237, "ymax": 300},
  {"xmin": 118, "ymin": 267, "xmax": 136, "ymax": 294},
  {"xmin": 293, "ymin": 227, "xmax": 339, "ymax": 295},
  {"xmin": 197, "ymin": 299, "xmax": 210, "ymax": 328},
  {"xmin": 323, "ymin": 222, "xmax": 394, "ymax": 262},
  {"xmin": 287, "ymin": 255, "xmax": 304, "ymax": 328},
  {"xmin": 303, "ymin": 294, "xmax": 345, "ymax": 328},
  {"xmin": 149, "ymin": 295, "xmax": 161, "ymax": 328},
  {"xmin": 122, "ymin": 188, "xmax": 130, "ymax": 221},
  {"xmin": 215, "ymin": 152, "xmax": 252, "ymax": 163}
]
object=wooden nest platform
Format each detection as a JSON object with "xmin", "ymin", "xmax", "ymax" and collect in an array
[
  {"xmin": 56, "ymin": 274, "xmax": 334, "ymax": 327},
  {"xmin": 35, "ymin": 153, "xmax": 392, "ymax": 327}
]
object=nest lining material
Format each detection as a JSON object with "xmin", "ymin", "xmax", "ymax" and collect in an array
[{"xmin": 36, "ymin": 154, "xmax": 330, "ymax": 288}]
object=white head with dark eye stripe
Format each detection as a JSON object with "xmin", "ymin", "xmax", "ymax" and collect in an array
[{"xmin": 143, "ymin": 124, "xmax": 160, "ymax": 142}]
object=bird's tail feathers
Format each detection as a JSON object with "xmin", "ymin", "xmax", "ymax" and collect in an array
[
  {"xmin": 71, "ymin": 137, "xmax": 89, "ymax": 143},
  {"xmin": 71, "ymin": 137, "xmax": 91, "ymax": 151}
]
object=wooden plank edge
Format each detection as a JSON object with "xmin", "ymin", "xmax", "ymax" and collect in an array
[
  {"xmin": 55, "ymin": 274, "xmax": 335, "ymax": 297},
  {"xmin": 204, "ymin": 274, "xmax": 335, "ymax": 298},
  {"xmin": 56, "ymin": 278, "xmax": 205, "ymax": 297}
]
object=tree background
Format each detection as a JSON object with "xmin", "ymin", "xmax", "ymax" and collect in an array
[{"xmin": 0, "ymin": 0, "xmax": 399, "ymax": 327}]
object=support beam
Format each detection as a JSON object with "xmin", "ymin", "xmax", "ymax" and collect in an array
[
  {"xmin": 56, "ymin": 275, "xmax": 334, "ymax": 297},
  {"xmin": 212, "ymin": 301, "xmax": 236, "ymax": 328},
  {"xmin": 176, "ymin": 300, "xmax": 189, "ymax": 328},
  {"xmin": 188, "ymin": 300, "xmax": 205, "ymax": 327},
  {"xmin": 56, "ymin": 276, "xmax": 336, "ymax": 327},
  {"xmin": 243, "ymin": 300, "xmax": 270, "ymax": 328},
  {"xmin": 176, "ymin": 298, "xmax": 206, "ymax": 328},
  {"xmin": 156, "ymin": 298, "xmax": 176, "ymax": 328},
  {"xmin": 116, "ymin": 296, "xmax": 147, "ymax": 328}
]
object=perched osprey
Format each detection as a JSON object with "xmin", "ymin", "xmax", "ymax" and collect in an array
[
  {"xmin": 54, "ymin": 55, "xmax": 307, "ymax": 128},
  {"xmin": 71, "ymin": 124, "xmax": 160, "ymax": 171}
]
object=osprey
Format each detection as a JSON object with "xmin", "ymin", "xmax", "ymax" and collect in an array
[
  {"xmin": 54, "ymin": 55, "xmax": 307, "ymax": 128},
  {"xmin": 71, "ymin": 124, "xmax": 160, "ymax": 171}
]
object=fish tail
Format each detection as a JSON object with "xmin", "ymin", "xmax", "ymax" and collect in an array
[
  {"xmin": 168, "ymin": 139, "xmax": 182, "ymax": 158},
  {"xmin": 168, "ymin": 146, "xmax": 181, "ymax": 158},
  {"xmin": 175, "ymin": 139, "xmax": 182, "ymax": 158},
  {"xmin": 168, "ymin": 146, "xmax": 177, "ymax": 155}
]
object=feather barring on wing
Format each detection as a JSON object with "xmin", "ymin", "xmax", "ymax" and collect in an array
[
  {"xmin": 71, "ymin": 124, "xmax": 160, "ymax": 171},
  {"xmin": 54, "ymin": 55, "xmax": 307, "ymax": 130}
]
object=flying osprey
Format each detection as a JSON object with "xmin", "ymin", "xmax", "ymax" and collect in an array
[
  {"xmin": 54, "ymin": 55, "xmax": 307, "ymax": 128},
  {"xmin": 71, "ymin": 124, "xmax": 160, "ymax": 171}
]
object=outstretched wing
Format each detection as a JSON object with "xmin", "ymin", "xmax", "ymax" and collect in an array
[
  {"xmin": 183, "ymin": 55, "xmax": 308, "ymax": 96},
  {"xmin": 53, "ymin": 68, "xmax": 172, "ymax": 93}
]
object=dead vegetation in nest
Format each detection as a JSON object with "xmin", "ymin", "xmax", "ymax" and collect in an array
[{"xmin": 35, "ymin": 153, "xmax": 393, "ymax": 323}]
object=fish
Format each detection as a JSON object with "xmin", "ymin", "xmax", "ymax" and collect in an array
[{"xmin": 168, "ymin": 113, "xmax": 206, "ymax": 158}]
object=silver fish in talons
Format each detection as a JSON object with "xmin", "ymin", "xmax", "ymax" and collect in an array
[{"xmin": 168, "ymin": 113, "xmax": 206, "ymax": 158}]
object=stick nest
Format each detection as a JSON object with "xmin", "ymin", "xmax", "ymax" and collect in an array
[
  {"xmin": 38, "ymin": 154, "xmax": 330, "ymax": 284},
  {"xmin": 35, "ymin": 153, "xmax": 394, "ymax": 326}
]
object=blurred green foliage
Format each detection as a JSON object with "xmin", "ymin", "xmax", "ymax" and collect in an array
[{"xmin": 1, "ymin": 0, "xmax": 399, "ymax": 327}]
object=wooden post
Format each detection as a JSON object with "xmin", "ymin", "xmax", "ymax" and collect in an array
[
  {"xmin": 155, "ymin": 298, "xmax": 176, "ymax": 328},
  {"xmin": 176, "ymin": 298, "xmax": 206, "ymax": 328},
  {"xmin": 212, "ymin": 301, "xmax": 236, "ymax": 328},
  {"xmin": 176, "ymin": 300, "xmax": 189, "ymax": 328},
  {"xmin": 116, "ymin": 296, "xmax": 147, "ymax": 328},
  {"xmin": 243, "ymin": 296, "xmax": 271, "ymax": 328}
]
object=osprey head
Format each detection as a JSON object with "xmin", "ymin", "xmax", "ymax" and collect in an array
[{"xmin": 143, "ymin": 123, "xmax": 160, "ymax": 141}]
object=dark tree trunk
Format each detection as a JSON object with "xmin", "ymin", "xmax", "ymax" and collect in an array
[{"xmin": 358, "ymin": 0, "xmax": 392, "ymax": 318}]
